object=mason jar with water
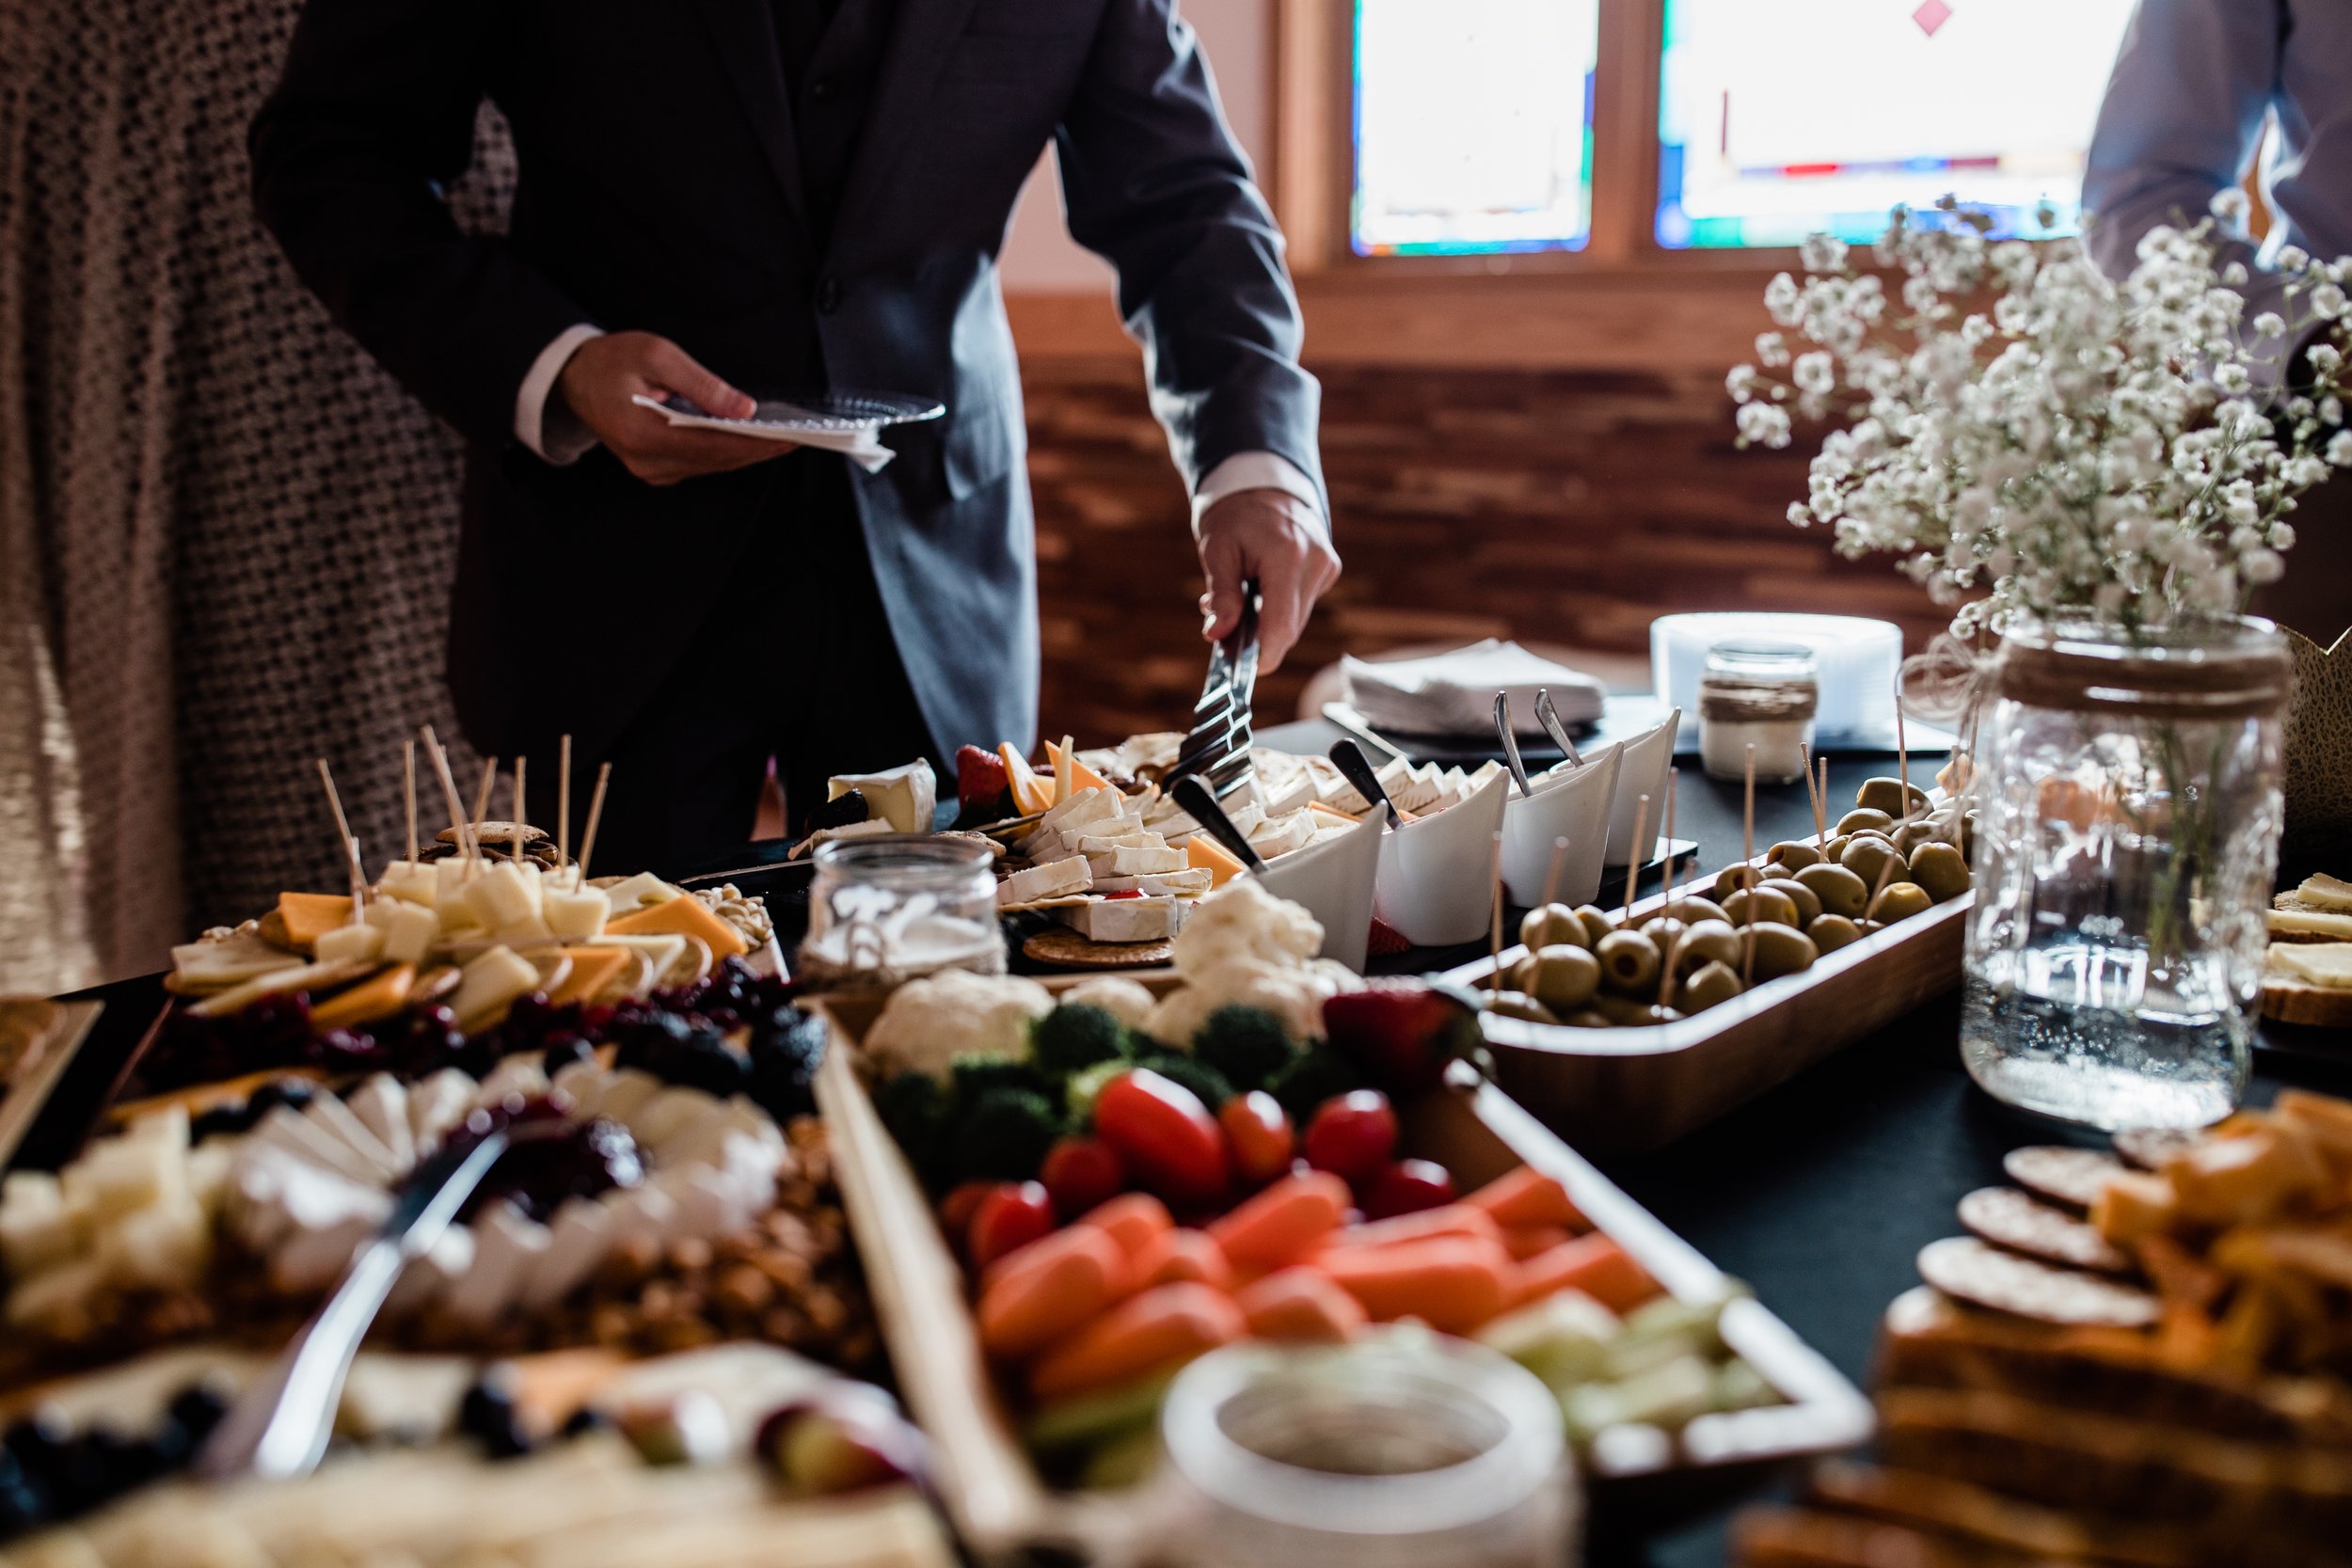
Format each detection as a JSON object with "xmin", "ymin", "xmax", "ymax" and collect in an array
[{"xmin": 1960, "ymin": 617, "xmax": 2291, "ymax": 1131}]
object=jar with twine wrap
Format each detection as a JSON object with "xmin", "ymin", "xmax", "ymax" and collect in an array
[{"xmin": 1956, "ymin": 616, "xmax": 2291, "ymax": 1131}]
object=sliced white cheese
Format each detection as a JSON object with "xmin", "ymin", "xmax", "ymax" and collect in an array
[
  {"xmin": 303, "ymin": 1093, "xmax": 403, "ymax": 1183},
  {"xmin": 1092, "ymin": 868, "xmax": 1215, "ymax": 895},
  {"xmin": 1038, "ymin": 786, "xmax": 1121, "ymax": 837},
  {"xmin": 466, "ymin": 860, "xmax": 542, "ymax": 929},
  {"xmin": 441, "ymin": 1204, "xmax": 549, "ymax": 1324},
  {"xmin": 1058, "ymin": 897, "xmax": 1182, "ymax": 942},
  {"xmin": 582, "ymin": 931, "xmax": 689, "ymax": 984},
  {"xmin": 2268, "ymin": 942, "xmax": 2352, "ymax": 988},
  {"xmin": 432, "ymin": 858, "xmax": 475, "ymax": 907},
  {"xmin": 598, "ymin": 871, "xmax": 678, "ymax": 912},
  {"xmin": 406, "ymin": 1069, "xmax": 479, "ymax": 1155},
  {"xmin": 1096, "ymin": 844, "xmax": 1188, "ymax": 877},
  {"xmin": 522, "ymin": 1197, "xmax": 613, "ymax": 1309},
  {"xmin": 314, "ymin": 923, "xmax": 386, "ymax": 966},
  {"xmin": 2270, "ymin": 908, "xmax": 2352, "ymax": 941},
  {"xmin": 494, "ymin": 912, "xmax": 558, "ymax": 950},
  {"xmin": 168, "ymin": 932, "xmax": 308, "ymax": 991},
  {"xmin": 827, "ymin": 759, "xmax": 938, "ymax": 835},
  {"xmin": 1248, "ymin": 810, "xmax": 1319, "ymax": 860},
  {"xmin": 377, "ymin": 898, "xmax": 439, "ymax": 967},
  {"xmin": 2296, "ymin": 873, "xmax": 2352, "ymax": 912},
  {"xmin": 0, "ymin": 1173, "xmax": 73, "ymax": 1277},
  {"xmin": 449, "ymin": 944, "xmax": 539, "ymax": 1030},
  {"xmin": 344, "ymin": 1076, "xmax": 415, "ymax": 1174},
  {"xmin": 999, "ymin": 855, "xmax": 1093, "ymax": 905},
  {"xmin": 378, "ymin": 859, "xmax": 440, "ymax": 909},
  {"xmin": 544, "ymin": 886, "xmax": 612, "ymax": 942}
]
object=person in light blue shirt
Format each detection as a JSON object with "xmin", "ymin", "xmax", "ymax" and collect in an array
[{"xmin": 2084, "ymin": 0, "xmax": 2352, "ymax": 639}]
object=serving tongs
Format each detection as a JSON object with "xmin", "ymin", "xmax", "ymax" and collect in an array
[
  {"xmin": 1162, "ymin": 579, "xmax": 1263, "ymax": 804},
  {"xmin": 196, "ymin": 1119, "xmax": 556, "ymax": 1481},
  {"xmin": 1534, "ymin": 689, "xmax": 1583, "ymax": 768}
]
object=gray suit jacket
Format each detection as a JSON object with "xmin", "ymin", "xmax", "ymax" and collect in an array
[{"xmin": 251, "ymin": 0, "xmax": 1322, "ymax": 763}]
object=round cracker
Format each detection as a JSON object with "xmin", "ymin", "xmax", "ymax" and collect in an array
[
  {"xmin": 2112, "ymin": 1125, "xmax": 2201, "ymax": 1172},
  {"xmin": 2000, "ymin": 1145, "xmax": 2125, "ymax": 1211},
  {"xmin": 1023, "ymin": 929, "xmax": 1174, "ymax": 970},
  {"xmin": 1956, "ymin": 1186, "xmax": 2133, "ymax": 1275},
  {"xmin": 1916, "ymin": 1235, "xmax": 2159, "ymax": 1327}
]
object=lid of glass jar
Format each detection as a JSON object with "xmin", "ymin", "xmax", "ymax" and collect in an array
[{"xmin": 1994, "ymin": 615, "xmax": 2293, "ymax": 719}]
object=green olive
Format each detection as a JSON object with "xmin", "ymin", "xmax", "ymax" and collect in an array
[
  {"xmin": 1656, "ymin": 895, "xmax": 1731, "ymax": 928},
  {"xmin": 1710, "ymin": 864, "xmax": 1759, "ymax": 904},
  {"xmin": 1595, "ymin": 930, "xmax": 1661, "ymax": 995},
  {"xmin": 1559, "ymin": 1008, "xmax": 1614, "ymax": 1029},
  {"xmin": 1672, "ymin": 918, "xmax": 1742, "ymax": 974},
  {"xmin": 1820, "ymin": 834, "xmax": 1851, "ymax": 864},
  {"xmin": 1959, "ymin": 811, "xmax": 1979, "ymax": 859},
  {"xmin": 1840, "ymin": 836, "xmax": 1899, "ymax": 891},
  {"xmin": 1518, "ymin": 903, "xmax": 1589, "ymax": 952},
  {"xmin": 1573, "ymin": 905, "xmax": 1618, "ymax": 946},
  {"xmin": 1768, "ymin": 840, "xmax": 1823, "ymax": 871},
  {"xmin": 1757, "ymin": 861, "xmax": 1795, "ymax": 885},
  {"xmin": 1907, "ymin": 841, "xmax": 1972, "ymax": 902},
  {"xmin": 1836, "ymin": 807, "xmax": 1896, "ymax": 837},
  {"xmin": 1868, "ymin": 881, "xmax": 1935, "ymax": 925},
  {"xmin": 1592, "ymin": 994, "xmax": 1681, "ymax": 1027},
  {"xmin": 1887, "ymin": 820, "xmax": 1942, "ymax": 856},
  {"xmin": 1856, "ymin": 777, "xmax": 1931, "ymax": 818},
  {"xmin": 1743, "ymin": 921, "xmax": 1820, "ymax": 980},
  {"xmin": 1510, "ymin": 943, "xmax": 1603, "ymax": 1013},
  {"xmin": 1794, "ymin": 862, "xmax": 1870, "ymax": 919},
  {"xmin": 1644, "ymin": 918, "xmax": 1688, "ymax": 964},
  {"xmin": 1483, "ymin": 990, "xmax": 1562, "ymax": 1025},
  {"xmin": 1808, "ymin": 913, "xmax": 1864, "ymax": 953},
  {"xmin": 1857, "ymin": 918, "xmax": 1887, "ymax": 936},
  {"xmin": 1722, "ymin": 885, "xmax": 1800, "ymax": 929},
  {"xmin": 1675, "ymin": 959, "xmax": 1744, "ymax": 1013},
  {"xmin": 1762, "ymin": 876, "xmax": 1821, "ymax": 926}
]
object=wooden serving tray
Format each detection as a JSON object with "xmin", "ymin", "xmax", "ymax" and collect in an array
[
  {"xmin": 814, "ymin": 978, "xmax": 1873, "ymax": 1562},
  {"xmin": 1446, "ymin": 879, "xmax": 1970, "ymax": 1154},
  {"xmin": 0, "ymin": 1001, "xmax": 103, "ymax": 1173}
]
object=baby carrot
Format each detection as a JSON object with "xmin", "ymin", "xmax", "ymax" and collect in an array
[
  {"xmin": 1136, "ymin": 1227, "xmax": 1233, "ymax": 1291},
  {"xmin": 1502, "ymin": 1225, "xmax": 1572, "ymax": 1261},
  {"xmin": 1466, "ymin": 1167, "xmax": 1585, "ymax": 1231},
  {"xmin": 1208, "ymin": 1170, "xmax": 1349, "ymax": 1271},
  {"xmin": 1512, "ymin": 1233, "xmax": 1657, "ymax": 1313},
  {"xmin": 1238, "ymin": 1267, "xmax": 1367, "ymax": 1342},
  {"xmin": 1314, "ymin": 1236, "xmax": 1514, "ymax": 1335},
  {"xmin": 1029, "ymin": 1282, "xmax": 1246, "ymax": 1403},
  {"xmin": 978, "ymin": 1226, "xmax": 1128, "ymax": 1360},
  {"xmin": 1322, "ymin": 1203, "xmax": 1502, "ymax": 1253},
  {"xmin": 1080, "ymin": 1192, "xmax": 1175, "ymax": 1261}
]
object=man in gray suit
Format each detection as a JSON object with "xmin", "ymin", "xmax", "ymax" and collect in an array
[{"xmin": 251, "ymin": 0, "xmax": 1338, "ymax": 870}]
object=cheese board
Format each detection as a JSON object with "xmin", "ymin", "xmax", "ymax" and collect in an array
[{"xmin": 814, "ymin": 960, "xmax": 1872, "ymax": 1561}]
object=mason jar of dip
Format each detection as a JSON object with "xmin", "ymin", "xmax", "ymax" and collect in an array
[
  {"xmin": 797, "ymin": 835, "xmax": 1006, "ymax": 990},
  {"xmin": 1698, "ymin": 641, "xmax": 1818, "ymax": 784}
]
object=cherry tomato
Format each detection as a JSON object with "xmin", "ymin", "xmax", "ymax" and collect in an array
[
  {"xmin": 1218, "ymin": 1091, "xmax": 1297, "ymax": 1187},
  {"xmin": 1360, "ymin": 1158, "xmax": 1456, "ymax": 1220},
  {"xmin": 1039, "ymin": 1136, "xmax": 1127, "ymax": 1218},
  {"xmin": 1302, "ymin": 1090, "xmax": 1399, "ymax": 1183},
  {"xmin": 1093, "ymin": 1069, "xmax": 1230, "ymax": 1207},
  {"xmin": 966, "ymin": 1181, "xmax": 1056, "ymax": 1271},
  {"xmin": 939, "ymin": 1180, "xmax": 994, "ymax": 1239}
]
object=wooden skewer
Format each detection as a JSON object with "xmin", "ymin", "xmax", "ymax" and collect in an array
[
  {"xmin": 511, "ymin": 757, "xmax": 527, "ymax": 863},
  {"xmin": 1622, "ymin": 795, "xmax": 1650, "ymax": 924},
  {"xmin": 557, "ymin": 735, "xmax": 573, "ymax": 872},
  {"xmin": 402, "ymin": 740, "xmax": 419, "ymax": 865},
  {"xmin": 1741, "ymin": 744, "xmax": 1758, "ymax": 988},
  {"xmin": 1660, "ymin": 767, "xmax": 1680, "ymax": 899},
  {"xmin": 471, "ymin": 758, "xmax": 499, "ymax": 846},
  {"xmin": 1541, "ymin": 836, "xmax": 1569, "ymax": 911},
  {"xmin": 420, "ymin": 727, "xmax": 474, "ymax": 863},
  {"xmin": 1800, "ymin": 742, "xmax": 1820, "ymax": 850},
  {"xmin": 1817, "ymin": 757, "xmax": 1831, "ymax": 849},
  {"xmin": 315, "ymin": 758, "xmax": 366, "ymax": 912},
  {"xmin": 1895, "ymin": 673, "xmax": 1911, "ymax": 816},
  {"xmin": 1487, "ymin": 831, "xmax": 1506, "ymax": 999},
  {"xmin": 577, "ymin": 762, "xmax": 613, "ymax": 882}
]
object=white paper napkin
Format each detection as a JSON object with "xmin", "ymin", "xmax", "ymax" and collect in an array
[
  {"xmin": 1341, "ymin": 640, "xmax": 1608, "ymax": 737},
  {"xmin": 630, "ymin": 394, "xmax": 897, "ymax": 472}
]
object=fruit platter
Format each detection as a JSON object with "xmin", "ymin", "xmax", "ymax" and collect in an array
[
  {"xmin": 1447, "ymin": 771, "xmax": 1979, "ymax": 1152},
  {"xmin": 813, "ymin": 879, "xmax": 1872, "ymax": 1558}
]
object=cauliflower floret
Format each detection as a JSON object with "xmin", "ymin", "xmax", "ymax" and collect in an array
[
  {"xmin": 861, "ymin": 969, "xmax": 1054, "ymax": 1082},
  {"xmin": 1142, "ymin": 955, "xmax": 1361, "ymax": 1049},
  {"xmin": 1058, "ymin": 976, "xmax": 1157, "ymax": 1030},
  {"xmin": 1171, "ymin": 879, "xmax": 1323, "ymax": 976}
]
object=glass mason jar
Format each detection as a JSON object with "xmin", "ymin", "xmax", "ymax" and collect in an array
[
  {"xmin": 1960, "ymin": 617, "xmax": 2292, "ymax": 1131},
  {"xmin": 1153, "ymin": 1330, "xmax": 1575, "ymax": 1568},
  {"xmin": 797, "ymin": 835, "xmax": 1005, "ymax": 990},
  {"xmin": 1698, "ymin": 641, "xmax": 1819, "ymax": 784}
]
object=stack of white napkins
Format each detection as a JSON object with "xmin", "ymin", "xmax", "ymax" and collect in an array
[
  {"xmin": 630, "ymin": 395, "xmax": 896, "ymax": 472},
  {"xmin": 1341, "ymin": 640, "xmax": 1607, "ymax": 737}
]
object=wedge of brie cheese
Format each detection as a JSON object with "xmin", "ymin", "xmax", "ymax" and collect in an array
[{"xmin": 828, "ymin": 759, "xmax": 938, "ymax": 835}]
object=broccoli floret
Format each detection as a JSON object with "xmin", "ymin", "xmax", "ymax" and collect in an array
[
  {"xmin": 1064, "ymin": 1059, "xmax": 1131, "ymax": 1127},
  {"xmin": 1131, "ymin": 1053, "xmax": 1235, "ymax": 1111},
  {"xmin": 948, "ymin": 1054, "xmax": 1053, "ymax": 1113},
  {"xmin": 1191, "ymin": 1006, "xmax": 1296, "ymax": 1092},
  {"xmin": 872, "ymin": 1071, "xmax": 948, "ymax": 1180},
  {"xmin": 1029, "ymin": 1004, "xmax": 1132, "ymax": 1077},
  {"xmin": 949, "ymin": 1087, "xmax": 1064, "ymax": 1183},
  {"xmin": 1264, "ymin": 1045, "xmax": 1366, "ymax": 1124}
]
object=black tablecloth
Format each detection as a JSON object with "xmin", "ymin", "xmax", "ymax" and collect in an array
[{"xmin": 32, "ymin": 717, "xmax": 2352, "ymax": 1566}]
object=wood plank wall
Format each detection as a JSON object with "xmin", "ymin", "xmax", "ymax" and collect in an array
[{"xmin": 1025, "ymin": 356, "xmax": 1950, "ymax": 744}]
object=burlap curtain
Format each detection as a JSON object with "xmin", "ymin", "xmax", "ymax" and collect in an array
[{"xmin": 1, "ymin": 0, "xmax": 509, "ymax": 987}]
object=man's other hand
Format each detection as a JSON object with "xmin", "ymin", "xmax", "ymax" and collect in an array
[
  {"xmin": 555, "ymin": 331, "xmax": 792, "ymax": 486},
  {"xmin": 1196, "ymin": 489, "xmax": 1342, "ymax": 673}
]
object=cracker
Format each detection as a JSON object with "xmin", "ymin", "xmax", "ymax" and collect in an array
[
  {"xmin": 2112, "ymin": 1125, "xmax": 2202, "ymax": 1172},
  {"xmin": 1915, "ymin": 1236, "xmax": 2159, "ymax": 1328},
  {"xmin": 1956, "ymin": 1186, "xmax": 2133, "ymax": 1275},
  {"xmin": 2000, "ymin": 1145, "xmax": 2125, "ymax": 1211},
  {"xmin": 1022, "ymin": 930, "xmax": 1173, "ymax": 970}
]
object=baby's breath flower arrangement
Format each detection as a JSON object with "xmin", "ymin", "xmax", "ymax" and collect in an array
[{"xmin": 1729, "ymin": 194, "xmax": 2352, "ymax": 640}]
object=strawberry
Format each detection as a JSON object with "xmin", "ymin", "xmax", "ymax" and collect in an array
[
  {"xmin": 1365, "ymin": 917, "xmax": 1411, "ymax": 957},
  {"xmin": 1320, "ymin": 982, "xmax": 1485, "ymax": 1097},
  {"xmin": 956, "ymin": 744, "xmax": 1009, "ymax": 810}
]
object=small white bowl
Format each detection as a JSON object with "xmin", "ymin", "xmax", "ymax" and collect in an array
[
  {"xmin": 1374, "ymin": 767, "xmax": 1511, "ymax": 947},
  {"xmin": 1500, "ymin": 742, "xmax": 1625, "ymax": 909},
  {"xmin": 1255, "ymin": 807, "xmax": 1389, "ymax": 973},
  {"xmin": 1604, "ymin": 708, "xmax": 1681, "ymax": 866}
]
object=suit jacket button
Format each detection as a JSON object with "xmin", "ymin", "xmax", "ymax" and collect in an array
[{"xmin": 817, "ymin": 277, "xmax": 841, "ymax": 314}]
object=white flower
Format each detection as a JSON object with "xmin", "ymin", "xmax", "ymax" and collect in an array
[
  {"xmin": 2221, "ymin": 261, "xmax": 2250, "ymax": 286},
  {"xmin": 2243, "ymin": 547, "xmax": 2285, "ymax": 584},
  {"xmin": 2312, "ymin": 282, "xmax": 2349, "ymax": 320},
  {"xmin": 2312, "ymin": 342, "xmax": 2344, "ymax": 374},
  {"xmin": 2279, "ymin": 245, "xmax": 2312, "ymax": 272},
  {"xmin": 1792, "ymin": 351, "xmax": 1836, "ymax": 396},
  {"xmin": 2329, "ymin": 430, "xmax": 2352, "ymax": 467},
  {"xmin": 2324, "ymin": 397, "xmax": 2344, "ymax": 425},
  {"xmin": 1763, "ymin": 273, "xmax": 1803, "ymax": 326},
  {"xmin": 1787, "ymin": 501, "xmax": 1813, "ymax": 527},
  {"xmin": 1800, "ymin": 233, "xmax": 1850, "ymax": 273},
  {"xmin": 1736, "ymin": 402, "xmax": 1793, "ymax": 449},
  {"xmin": 2269, "ymin": 522, "xmax": 2298, "ymax": 550},
  {"xmin": 2210, "ymin": 187, "xmax": 2251, "ymax": 226},
  {"xmin": 2252, "ymin": 311, "xmax": 2288, "ymax": 339},
  {"xmin": 2286, "ymin": 454, "xmax": 2331, "ymax": 487},
  {"xmin": 1754, "ymin": 331, "xmax": 1790, "ymax": 368},
  {"xmin": 1726, "ymin": 365, "xmax": 1760, "ymax": 404},
  {"xmin": 2215, "ymin": 363, "xmax": 2251, "ymax": 394}
]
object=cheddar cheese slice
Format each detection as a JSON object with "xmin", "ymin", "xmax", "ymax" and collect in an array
[
  {"xmin": 277, "ymin": 892, "xmax": 356, "ymax": 953},
  {"xmin": 310, "ymin": 964, "xmax": 418, "ymax": 1032},
  {"xmin": 548, "ymin": 946, "xmax": 632, "ymax": 1006},
  {"xmin": 602, "ymin": 892, "xmax": 751, "ymax": 960},
  {"xmin": 1045, "ymin": 741, "xmax": 1117, "ymax": 798},
  {"xmin": 999, "ymin": 744, "xmax": 1056, "ymax": 816},
  {"xmin": 1185, "ymin": 834, "xmax": 1246, "ymax": 888}
]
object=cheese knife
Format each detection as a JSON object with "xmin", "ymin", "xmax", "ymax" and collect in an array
[
  {"xmin": 1534, "ymin": 688, "xmax": 1584, "ymax": 769},
  {"xmin": 1171, "ymin": 775, "xmax": 1269, "ymax": 874},
  {"xmin": 1327, "ymin": 738, "xmax": 1402, "ymax": 826},
  {"xmin": 1494, "ymin": 692, "xmax": 1534, "ymax": 797}
]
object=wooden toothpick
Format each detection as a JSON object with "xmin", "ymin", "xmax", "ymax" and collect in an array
[
  {"xmin": 403, "ymin": 739, "xmax": 419, "ymax": 865},
  {"xmin": 1623, "ymin": 795, "xmax": 1650, "ymax": 924},
  {"xmin": 1661, "ymin": 767, "xmax": 1680, "ymax": 899},
  {"xmin": 577, "ymin": 762, "xmax": 612, "ymax": 882},
  {"xmin": 315, "ymin": 758, "xmax": 365, "ymax": 911},
  {"xmin": 1800, "ymin": 741, "xmax": 1820, "ymax": 851},
  {"xmin": 1542, "ymin": 835, "xmax": 1569, "ymax": 911},
  {"xmin": 471, "ymin": 758, "xmax": 499, "ymax": 847},
  {"xmin": 511, "ymin": 756, "xmax": 527, "ymax": 863},
  {"xmin": 1487, "ymin": 831, "xmax": 1506, "ymax": 999},
  {"xmin": 1741, "ymin": 744, "xmax": 1758, "ymax": 987},
  {"xmin": 420, "ymin": 727, "xmax": 474, "ymax": 863},
  {"xmin": 557, "ymin": 735, "xmax": 573, "ymax": 872},
  {"xmin": 1896, "ymin": 671, "xmax": 1911, "ymax": 812}
]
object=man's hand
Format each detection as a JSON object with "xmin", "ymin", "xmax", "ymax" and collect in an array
[
  {"xmin": 555, "ymin": 331, "xmax": 793, "ymax": 486},
  {"xmin": 1197, "ymin": 489, "xmax": 1341, "ymax": 673}
]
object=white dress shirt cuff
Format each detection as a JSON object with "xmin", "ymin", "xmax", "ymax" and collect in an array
[
  {"xmin": 515, "ymin": 324, "xmax": 607, "ymax": 466},
  {"xmin": 1193, "ymin": 451, "xmax": 1326, "ymax": 537}
]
